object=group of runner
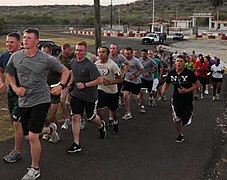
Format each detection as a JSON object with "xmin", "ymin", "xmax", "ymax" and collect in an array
[{"xmin": 0, "ymin": 29, "xmax": 225, "ymax": 180}]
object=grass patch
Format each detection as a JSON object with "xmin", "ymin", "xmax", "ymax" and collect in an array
[
  {"xmin": 0, "ymin": 32, "xmax": 95, "ymax": 54},
  {"xmin": 40, "ymin": 32, "xmax": 95, "ymax": 48},
  {"xmin": 0, "ymin": 95, "xmax": 13, "ymax": 142}
]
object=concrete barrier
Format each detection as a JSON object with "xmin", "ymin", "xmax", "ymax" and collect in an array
[
  {"xmin": 222, "ymin": 35, "xmax": 227, "ymax": 40},
  {"xmin": 117, "ymin": 32, "xmax": 123, "ymax": 37},
  {"xmin": 128, "ymin": 33, "xmax": 135, "ymax": 37},
  {"xmin": 196, "ymin": 34, "xmax": 203, "ymax": 38},
  {"xmin": 208, "ymin": 35, "xmax": 215, "ymax": 39}
]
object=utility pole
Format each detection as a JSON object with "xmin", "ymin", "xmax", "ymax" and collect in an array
[
  {"xmin": 152, "ymin": 0, "xmax": 154, "ymax": 32},
  {"xmin": 118, "ymin": 8, "xmax": 120, "ymax": 26},
  {"xmin": 110, "ymin": 0, "xmax": 113, "ymax": 30},
  {"xmin": 94, "ymin": 0, "xmax": 101, "ymax": 54}
]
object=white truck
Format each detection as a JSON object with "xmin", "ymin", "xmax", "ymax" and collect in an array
[{"xmin": 142, "ymin": 33, "xmax": 160, "ymax": 45}]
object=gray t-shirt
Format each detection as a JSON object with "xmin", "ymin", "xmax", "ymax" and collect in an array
[
  {"xmin": 70, "ymin": 58, "xmax": 101, "ymax": 102},
  {"xmin": 139, "ymin": 57, "xmax": 157, "ymax": 81},
  {"xmin": 6, "ymin": 49, "xmax": 64, "ymax": 107},
  {"xmin": 109, "ymin": 54, "xmax": 126, "ymax": 70},
  {"xmin": 124, "ymin": 57, "xmax": 143, "ymax": 84}
]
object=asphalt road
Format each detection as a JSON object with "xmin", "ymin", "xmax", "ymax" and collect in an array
[{"xmin": 0, "ymin": 35, "xmax": 226, "ymax": 180}]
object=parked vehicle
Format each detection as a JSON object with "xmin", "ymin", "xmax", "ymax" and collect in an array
[
  {"xmin": 173, "ymin": 33, "xmax": 184, "ymax": 41},
  {"xmin": 142, "ymin": 33, "xmax": 160, "ymax": 45},
  {"xmin": 37, "ymin": 39, "xmax": 61, "ymax": 55}
]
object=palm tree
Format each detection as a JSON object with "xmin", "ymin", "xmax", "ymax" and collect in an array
[{"xmin": 209, "ymin": 0, "xmax": 224, "ymax": 29}]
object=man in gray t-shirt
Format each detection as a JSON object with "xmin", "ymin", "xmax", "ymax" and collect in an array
[
  {"xmin": 66, "ymin": 41, "xmax": 107, "ymax": 154},
  {"xmin": 139, "ymin": 49, "xmax": 157, "ymax": 113},
  {"xmin": 6, "ymin": 28, "xmax": 69, "ymax": 180},
  {"xmin": 6, "ymin": 50, "xmax": 65, "ymax": 107},
  {"xmin": 121, "ymin": 47, "xmax": 144, "ymax": 120}
]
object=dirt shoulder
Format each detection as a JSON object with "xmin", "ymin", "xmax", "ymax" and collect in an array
[{"xmin": 163, "ymin": 39, "xmax": 227, "ymax": 66}]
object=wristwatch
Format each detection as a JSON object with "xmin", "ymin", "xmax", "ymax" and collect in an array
[{"xmin": 59, "ymin": 83, "xmax": 65, "ymax": 89}]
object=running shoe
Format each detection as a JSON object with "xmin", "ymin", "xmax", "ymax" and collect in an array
[
  {"xmin": 49, "ymin": 123, "xmax": 60, "ymax": 144},
  {"xmin": 148, "ymin": 97, "xmax": 152, "ymax": 106},
  {"xmin": 151, "ymin": 99, "xmax": 157, "ymax": 107},
  {"xmin": 66, "ymin": 143, "xmax": 82, "ymax": 153},
  {"xmin": 113, "ymin": 121, "xmax": 119, "ymax": 134},
  {"xmin": 99, "ymin": 120, "xmax": 107, "ymax": 139},
  {"xmin": 194, "ymin": 95, "xmax": 199, "ymax": 101},
  {"xmin": 3, "ymin": 149, "xmax": 22, "ymax": 163},
  {"xmin": 139, "ymin": 106, "xmax": 146, "ymax": 113},
  {"xmin": 61, "ymin": 119, "xmax": 71, "ymax": 130},
  {"xmin": 108, "ymin": 118, "xmax": 113, "ymax": 127},
  {"xmin": 162, "ymin": 95, "xmax": 167, "ymax": 101},
  {"xmin": 42, "ymin": 134, "xmax": 50, "ymax": 140},
  {"xmin": 80, "ymin": 119, "xmax": 86, "ymax": 130},
  {"xmin": 49, "ymin": 134, "xmax": 60, "ymax": 143},
  {"xmin": 216, "ymin": 94, "xmax": 220, "ymax": 100},
  {"xmin": 212, "ymin": 96, "xmax": 216, "ymax": 101},
  {"xmin": 175, "ymin": 135, "xmax": 184, "ymax": 143},
  {"xmin": 201, "ymin": 94, "xmax": 205, "ymax": 99},
  {"xmin": 21, "ymin": 167, "xmax": 40, "ymax": 180},
  {"xmin": 204, "ymin": 90, "xmax": 209, "ymax": 95},
  {"xmin": 122, "ymin": 112, "xmax": 132, "ymax": 120}
]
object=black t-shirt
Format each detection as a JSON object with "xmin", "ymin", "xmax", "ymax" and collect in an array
[{"xmin": 166, "ymin": 68, "xmax": 198, "ymax": 102}]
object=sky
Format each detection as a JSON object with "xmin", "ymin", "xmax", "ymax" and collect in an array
[{"xmin": 0, "ymin": 0, "xmax": 137, "ymax": 6}]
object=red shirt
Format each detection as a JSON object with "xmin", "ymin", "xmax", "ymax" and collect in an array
[{"xmin": 194, "ymin": 60, "xmax": 208, "ymax": 78}]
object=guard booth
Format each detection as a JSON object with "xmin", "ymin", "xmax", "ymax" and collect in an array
[
  {"xmin": 149, "ymin": 23, "xmax": 167, "ymax": 33},
  {"xmin": 190, "ymin": 13, "xmax": 214, "ymax": 30}
]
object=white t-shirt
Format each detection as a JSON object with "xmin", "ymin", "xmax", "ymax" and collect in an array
[
  {"xmin": 211, "ymin": 63, "xmax": 225, "ymax": 78},
  {"xmin": 95, "ymin": 59, "xmax": 121, "ymax": 94}
]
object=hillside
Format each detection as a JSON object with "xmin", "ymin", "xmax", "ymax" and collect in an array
[{"xmin": 0, "ymin": 0, "xmax": 226, "ymax": 26}]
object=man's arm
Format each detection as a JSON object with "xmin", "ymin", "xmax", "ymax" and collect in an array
[
  {"xmin": 85, "ymin": 76, "xmax": 103, "ymax": 87},
  {"xmin": 161, "ymin": 82, "xmax": 170, "ymax": 96},
  {"xmin": 129, "ymin": 68, "xmax": 144, "ymax": 81},
  {"xmin": 6, "ymin": 73, "xmax": 26, "ymax": 96},
  {"xmin": 77, "ymin": 76, "xmax": 103, "ymax": 89},
  {"xmin": 51, "ymin": 65, "xmax": 69, "ymax": 95},
  {"xmin": 0, "ymin": 68, "xmax": 7, "ymax": 94},
  {"xmin": 178, "ymin": 80, "xmax": 200, "ymax": 94},
  {"xmin": 103, "ymin": 73, "xmax": 123, "ymax": 86}
]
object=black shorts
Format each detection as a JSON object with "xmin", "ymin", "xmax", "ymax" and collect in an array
[
  {"xmin": 171, "ymin": 98, "xmax": 193, "ymax": 126},
  {"xmin": 140, "ymin": 78, "xmax": 153, "ymax": 93},
  {"xmin": 51, "ymin": 94, "xmax": 60, "ymax": 104},
  {"xmin": 70, "ymin": 97, "xmax": 97, "ymax": 120},
  {"xmin": 20, "ymin": 103, "xmax": 50, "ymax": 136},
  {"xmin": 197, "ymin": 77, "xmax": 207, "ymax": 85},
  {"xmin": 122, "ymin": 81, "xmax": 141, "ymax": 95},
  {"xmin": 97, "ymin": 90, "xmax": 119, "ymax": 111},
  {"xmin": 206, "ymin": 75, "xmax": 211, "ymax": 84},
  {"xmin": 212, "ymin": 77, "xmax": 223, "ymax": 83},
  {"xmin": 8, "ymin": 94, "xmax": 21, "ymax": 122}
]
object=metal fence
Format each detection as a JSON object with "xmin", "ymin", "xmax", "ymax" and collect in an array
[{"xmin": 2, "ymin": 24, "xmax": 94, "ymax": 32}]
